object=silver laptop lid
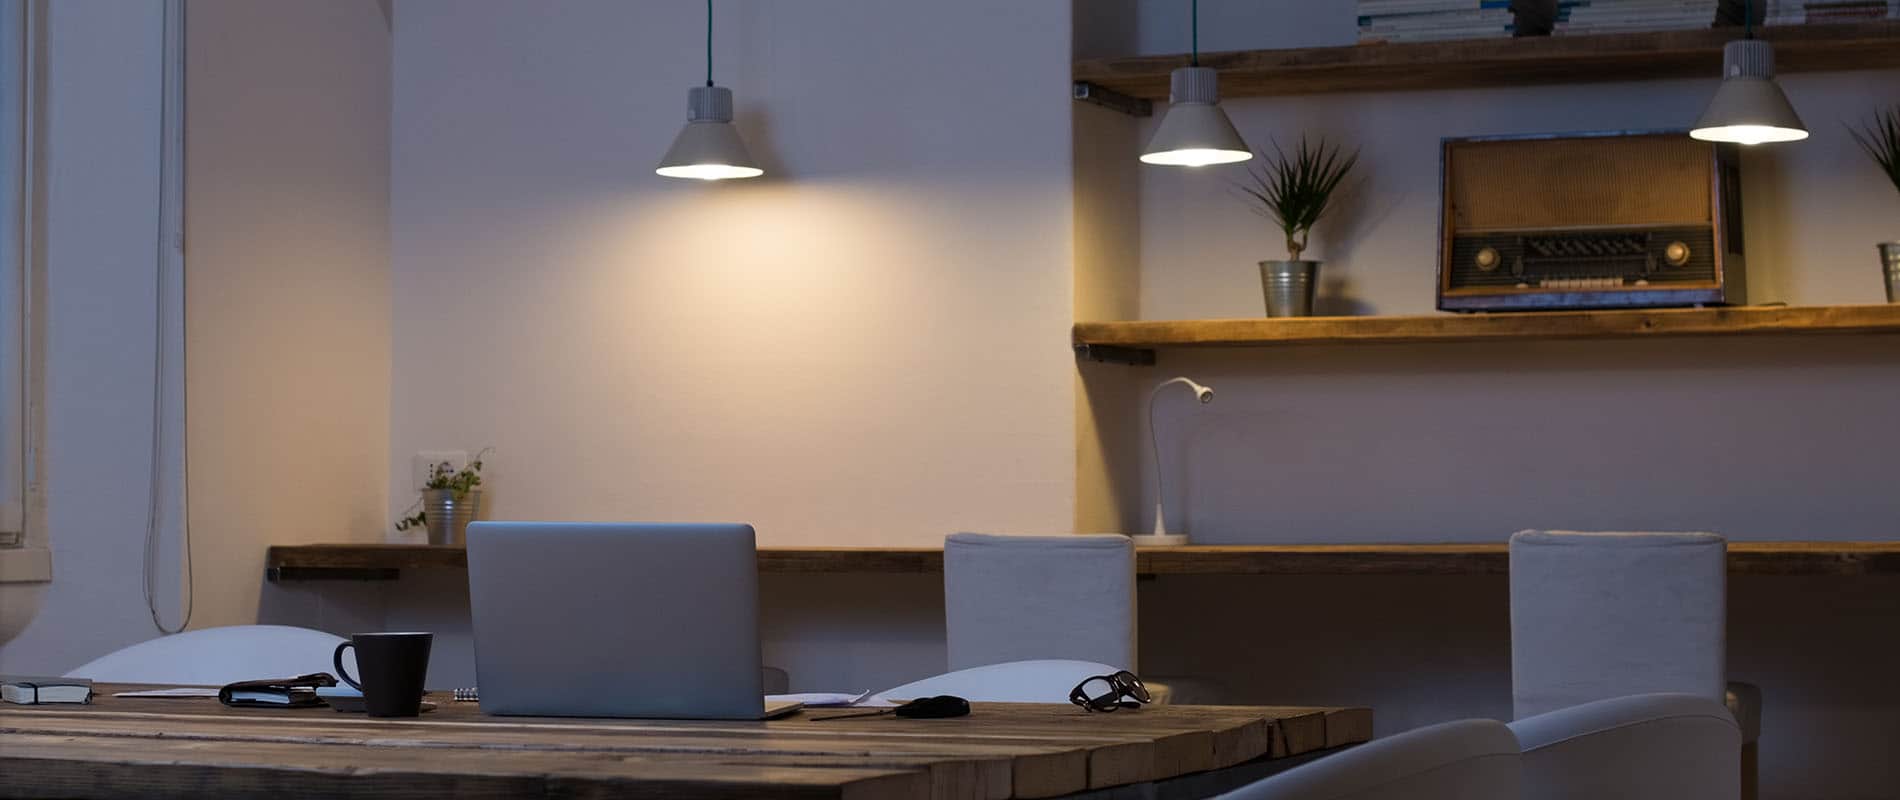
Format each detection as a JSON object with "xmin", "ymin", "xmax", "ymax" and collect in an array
[{"xmin": 466, "ymin": 521, "xmax": 765, "ymax": 719}]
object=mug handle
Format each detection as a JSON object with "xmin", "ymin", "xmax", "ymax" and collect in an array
[{"xmin": 333, "ymin": 641, "xmax": 361, "ymax": 690}]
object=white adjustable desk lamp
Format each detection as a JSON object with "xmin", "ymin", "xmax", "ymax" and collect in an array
[{"xmin": 1133, "ymin": 376, "xmax": 1213, "ymax": 547}]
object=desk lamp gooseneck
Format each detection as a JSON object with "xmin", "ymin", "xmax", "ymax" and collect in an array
[{"xmin": 1138, "ymin": 377, "xmax": 1214, "ymax": 546}]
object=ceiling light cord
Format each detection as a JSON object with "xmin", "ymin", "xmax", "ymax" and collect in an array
[
  {"xmin": 705, "ymin": 0, "xmax": 714, "ymax": 87},
  {"xmin": 1745, "ymin": 0, "xmax": 1753, "ymax": 39},
  {"xmin": 1190, "ymin": 0, "xmax": 1199, "ymax": 66},
  {"xmin": 145, "ymin": 0, "xmax": 191, "ymax": 636}
]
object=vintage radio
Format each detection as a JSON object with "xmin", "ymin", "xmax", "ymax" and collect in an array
[{"xmin": 1437, "ymin": 131, "xmax": 1745, "ymax": 312}]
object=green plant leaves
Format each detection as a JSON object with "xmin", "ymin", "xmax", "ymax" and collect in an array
[
  {"xmin": 1848, "ymin": 105, "xmax": 1900, "ymax": 197},
  {"xmin": 400, "ymin": 446, "xmax": 494, "ymax": 530},
  {"xmin": 1240, "ymin": 136, "xmax": 1360, "ymax": 261}
]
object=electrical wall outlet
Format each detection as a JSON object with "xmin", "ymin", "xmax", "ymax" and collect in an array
[{"xmin": 412, "ymin": 450, "xmax": 469, "ymax": 491}]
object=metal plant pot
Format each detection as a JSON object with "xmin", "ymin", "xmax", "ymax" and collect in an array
[
  {"xmin": 1259, "ymin": 260, "xmax": 1320, "ymax": 317},
  {"xmin": 423, "ymin": 489, "xmax": 481, "ymax": 547},
  {"xmin": 1881, "ymin": 242, "xmax": 1900, "ymax": 303}
]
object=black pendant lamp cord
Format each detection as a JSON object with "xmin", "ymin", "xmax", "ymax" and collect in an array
[
  {"xmin": 705, "ymin": 0, "xmax": 714, "ymax": 86},
  {"xmin": 1191, "ymin": 0, "xmax": 1199, "ymax": 66},
  {"xmin": 1745, "ymin": 0, "xmax": 1753, "ymax": 39}
]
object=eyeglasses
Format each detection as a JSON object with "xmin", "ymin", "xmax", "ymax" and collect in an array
[{"xmin": 1069, "ymin": 670, "xmax": 1152, "ymax": 712}]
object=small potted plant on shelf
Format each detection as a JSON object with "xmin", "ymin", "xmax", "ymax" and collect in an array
[
  {"xmin": 1849, "ymin": 104, "xmax": 1900, "ymax": 303},
  {"xmin": 396, "ymin": 447, "xmax": 490, "ymax": 546},
  {"xmin": 1240, "ymin": 136, "xmax": 1359, "ymax": 317}
]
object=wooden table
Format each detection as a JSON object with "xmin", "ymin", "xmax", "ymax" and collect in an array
[{"xmin": 0, "ymin": 687, "xmax": 1372, "ymax": 799}]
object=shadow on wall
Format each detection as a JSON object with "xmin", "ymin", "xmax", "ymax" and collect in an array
[
  {"xmin": 1139, "ymin": 335, "xmax": 1900, "ymax": 545},
  {"xmin": 1140, "ymin": 574, "xmax": 1514, "ymax": 733}
]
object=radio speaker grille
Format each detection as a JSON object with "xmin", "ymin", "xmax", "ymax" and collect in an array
[{"xmin": 1448, "ymin": 136, "xmax": 1714, "ymax": 231}]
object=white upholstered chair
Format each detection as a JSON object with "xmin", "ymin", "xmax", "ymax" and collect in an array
[
  {"xmin": 65, "ymin": 625, "xmax": 349, "ymax": 686},
  {"xmin": 944, "ymin": 533, "xmax": 1135, "ymax": 671},
  {"xmin": 1213, "ymin": 718, "xmax": 1522, "ymax": 800},
  {"xmin": 1511, "ymin": 692, "xmax": 1740, "ymax": 800},
  {"xmin": 1510, "ymin": 530, "xmax": 1761, "ymax": 798},
  {"xmin": 941, "ymin": 532, "xmax": 1197, "ymax": 703},
  {"xmin": 869, "ymin": 659, "xmax": 1120, "ymax": 705}
]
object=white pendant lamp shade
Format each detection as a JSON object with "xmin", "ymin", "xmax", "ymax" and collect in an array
[
  {"xmin": 1141, "ymin": 67, "xmax": 1253, "ymax": 167},
  {"xmin": 656, "ymin": 85, "xmax": 763, "ymax": 180},
  {"xmin": 1690, "ymin": 40, "xmax": 1808, "ymax": 146}
]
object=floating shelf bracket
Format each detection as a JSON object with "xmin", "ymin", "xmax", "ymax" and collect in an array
[
  {"xmin": 1074, "ymin": 342, "xmax": 1156, "ymax": 366},
  {"xmin": 1072, "ymin": 81, "xmax": 1152, "ymax": 117}
]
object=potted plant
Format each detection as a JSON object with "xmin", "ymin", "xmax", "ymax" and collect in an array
[
  {"xmin": 396, "ymin": 448, "xmax": 490, "ymax": 546},
  {"xmin": 1240, "ymin": 136, "xmax": 1359, "ymax": 317},
  {"xmin": 1849, "ymin": 104, "xmax": 1900, "ymax": 303}
]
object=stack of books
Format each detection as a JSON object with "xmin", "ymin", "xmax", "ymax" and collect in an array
[
  {"xmin": 1356, "ymin": 0, "xmax": 1890, "ymax": 44},
  {"xmin": 1356, "ymin": 0, "xmax": 1518, "ymax": 43},
  {"xmin": 1764, "ymin": 0, "xmax": 1898, "ymax": 24},
  {"xmin": 1554, "ymin": 1, "xmax": 1720, "ymax": 34}
]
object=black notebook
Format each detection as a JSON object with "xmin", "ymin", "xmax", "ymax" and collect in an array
[{"xmin": 1, "ymin": 675, "xmax": 93, "ymax": 705}]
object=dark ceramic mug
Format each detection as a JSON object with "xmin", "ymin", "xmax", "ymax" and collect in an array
[{"xmin": 333, "ymin": 632, "xmax": 433, "ymax": 717}]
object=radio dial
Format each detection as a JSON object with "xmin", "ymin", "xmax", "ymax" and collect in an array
[
  {"xmin": 1475, "ymin": 247, "xmax": 1501, "ymax": 272},
  {"xmin": 1663, "ymin": 241, "xmax": 1691, "ymax": 267}
]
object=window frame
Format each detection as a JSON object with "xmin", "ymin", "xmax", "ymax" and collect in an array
[{"xmin": 0, "ymin": 0, "xmax": 44, "ymax": 552}]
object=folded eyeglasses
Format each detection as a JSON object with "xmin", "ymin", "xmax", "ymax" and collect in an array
[{"xmin": 1069, "ymin": 670, "xmax": 1152, "ymax": 713}]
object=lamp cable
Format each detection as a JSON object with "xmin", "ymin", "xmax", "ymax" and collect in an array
[
  {"xmin": 144, "ymin": 0, "xmax": 192, "ymax": 636},
  {"xmin": 705, "ymin": 0, "xmax": 713, "ymax": 87},
  {"xmin": 1190, "ymin": 0, "xmax": 1199, "ymax": 66}
]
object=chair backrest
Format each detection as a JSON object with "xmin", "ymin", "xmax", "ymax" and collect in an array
[
  {"xmin": 1215, "ymin": 718, "xmax": 1522, "ymax": 800},
  {"xmin": 1509, "ymin": 530, "xmax": 1727, "ymax": 719},
  {"xmin": 1509, "ymin": 693, "xmax": 1740, "ymax": 800},
  {"xmin": 870, "ymin": 659, "xmax": 1121, "ymax": 705},
  {"xmin": 943, "ymin": 532, "xmax": 1135, "ymax": 671},
  {"xmin": 65, "ymin": 625, "xmax": 349, "ymax": 686}
]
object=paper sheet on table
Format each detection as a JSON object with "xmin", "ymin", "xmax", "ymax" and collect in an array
[
  {"xmin": 114, "ymin": 688, "xmax": 220, "ymax": 698},
  {"xmin": 766, "ymin": 690, "xmax": 893, "ymax": 708}
]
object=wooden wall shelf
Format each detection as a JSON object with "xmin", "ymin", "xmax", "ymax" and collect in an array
[
  {"xmin": 1072, "ymin": 304, "xmax": 1900, "ymax": 358},
  {"xmin": 265, "ymin": 541, "xmax": 1900, "ymax": 581},
  {"xmin": 1072, "ymin": 22, "xmax": 1900, "ymax": 100}
]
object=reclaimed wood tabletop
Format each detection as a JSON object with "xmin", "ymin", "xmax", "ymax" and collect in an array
[{"xmin": 0, "ymin": 685, "xmax": 1372, "ymax": 799}]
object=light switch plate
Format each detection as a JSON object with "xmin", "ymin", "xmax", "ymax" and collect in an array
[{"xmin": 412, "ymin": 450, "xmax": 468, "ymax": 491}]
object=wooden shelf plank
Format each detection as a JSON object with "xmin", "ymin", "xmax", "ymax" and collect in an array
[
  {"xmin": 1072, "ymin": 304, "xmax": 1900, "ymax": 350},
  {"xmin": 1073, "ymin": 22, "xmax": 1900, "ymax": 100},
  {"xmin": 265, "ymin": 541, "xmax": 1900, "ymax": 579}
]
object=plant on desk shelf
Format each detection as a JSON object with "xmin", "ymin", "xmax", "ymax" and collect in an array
[
  {"xmin": 1240, "ymin": 136, "xmax": 1359, "ymax": 318},
  {"xmin": 1850, "ymin": 104, "xmax": 1900, "ymax": 303},
  {"xmin": 396, "ymin": 447, "xmax": 491, "ymax": 546}
]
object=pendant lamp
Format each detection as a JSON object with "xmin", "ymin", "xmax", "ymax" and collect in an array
[
  {"xmin": 1140, "ymin": 0, "xmax": 1252, "ymax": 167},
  {"xmin": 1689, "ymin": 0, "xmax": 1807, "ymax": 146},
  {"xmin": 657, "ymin": 0, "xmax": 763, "ymax": 180}
]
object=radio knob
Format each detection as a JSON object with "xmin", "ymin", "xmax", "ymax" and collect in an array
[
  {"xmin": 1475, "ymin": 247, "xmax": 1501, "ymax": 271},
  {"xmin": 1664, "ymin": 241, "xmax": 1691, "ymax": 267}
]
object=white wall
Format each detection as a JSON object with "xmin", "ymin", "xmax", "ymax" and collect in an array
[
  {"xmin": 388, "ymin": 0, "xmax": 1076, "ymax": 547},
  {"xmin": 383, "ymin": 0, "xmax": 1076, "ymax": 690},
  {"xmin": 0, "ymin": 0, "xmax": 392, "ymax": 674},
  {"xmin": 1129, "ymin": 0, "xmax": 1354, "ymax": 55},
  {"xmin": 1086, "ymin": 2, "xmax": 1900, "ymax": 796},
  {"xmin": 184, "ymin": 0, "xmax": 391, "ymax": 632},
  {"xmin": 0, "ymin": 0, "xmax": 170, "ymax": 675}
]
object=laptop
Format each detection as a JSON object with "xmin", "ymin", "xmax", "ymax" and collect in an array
[{"xmin": 466, "ymin": 521, "xmax": 801, "ymax": 720}]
